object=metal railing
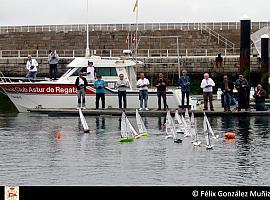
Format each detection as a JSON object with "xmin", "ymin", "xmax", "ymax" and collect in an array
[
  {"xmin": 0, "ymin": 48, "xmax": 242, "ymax": 58},
  {"xmin": 0, "ymin": 22, "xmax": 269, "ymax": 33},
  {"xmin": 200, "ymin": 24, "xmax": 235, "ymax": 49}
]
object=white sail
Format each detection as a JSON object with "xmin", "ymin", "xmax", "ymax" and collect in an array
[
  {"xmin": 182, "ymin": 114, "xmax": 191, "ymax": 137},
  {"xmin": 135, "ymin": 109, "xmax": 148, "ymax": 136},
  {"xmin": 204, "ymin": 113, "xmax": 213, "ymax": 149},
  {"xmin": 190, "ymin": 112, "xmax": 196, "ymax": 137},
  {"xmin": 121, "ymin": 112, "xmax": 128, "ymax": 138},
  {"xmin": 204, "ymin": 112, "xmax": 219, "ymax": 139},
  {"xmin": 166, "ymin": 111, "xmax": 181, "ymax": 143},
  {"xmin": 174, "ymin": 110, "xmax": 185, "ymax": 133},
  {"xmin": 126, "ymin": 115, "xmax": 138, "ymax": 137},
  {"xmin": 184, "ymin": 108, "xmax": 191, "ymax": 125},
  {"xmin": 165, "ymin": 111, "xmax": 173, "ymax": 139},
  {"xmin": 79, "ymin": 108, "xmax": 89, "ymax": 133},
  {"xmin": 190, "ymin": 112, "xmax": 201, "ymax": 146},
  {"xmin": 120, "ymin": 112, "xmax": 138, "ymax": 142}
]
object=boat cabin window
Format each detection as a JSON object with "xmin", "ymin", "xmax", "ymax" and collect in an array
[{"xmin": 95, "ymin": 67, "xmax": 117, "ymax": 76}]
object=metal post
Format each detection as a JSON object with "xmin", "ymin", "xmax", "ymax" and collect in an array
[{"xmin": 176, "ymin": 36, "xmax": 181, "ymax": 79}]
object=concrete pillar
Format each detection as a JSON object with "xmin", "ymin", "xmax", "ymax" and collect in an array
[
  {"xmin": 260, "ymin": 34, "xmax": 269, "ymax": 96},
  {"xmin": 240, "ymin": 15, "xmax": 251, "ymax": 81}
]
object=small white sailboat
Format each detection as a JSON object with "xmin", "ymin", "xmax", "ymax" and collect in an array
[
  {"xmin": 174, "ymin": 110, "xmax": 185, "ymax": 133},
  {"xmin": 190, "ymin": 112, "xmax": 201, "ymax": 146},
  {"xmin": 135, "ymin": 109, "xmax": 148, "ymax": 137},
  {"xmin": 165, "ymin": 111, "xmax": 182, "ymax": 143},
  {"xmin": 204, "ymin": 112, "xmax": 219, "ymax": 139},
  {"xmin": 184, "ymin": 108, "xmax": 191, "ymax": 126},
  {"xmin": 181, "ymin": 114, "xmax": 191, "ymax": 137},
  {"xmin": 79, "ymin": 108, "xmax": 90, "ymax": 133},
  {"xmin": 204, "ymin": 113, "xmax": 213, "ymax": 149},
  {"xmin": 119, "ymin": 112, "xmax": 138, "ymax": 142}
]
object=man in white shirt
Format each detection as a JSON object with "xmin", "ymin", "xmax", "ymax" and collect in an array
[
  {"xmin": 200, "ymin": 73, "xmax": 215, "ymax": 111},
  {"xmin": 86, "ymin": 61, "xmax": 96, "ymax": 83},
  {"xmin": 136, "ymin": 73, "xmax": 150, "ymax": 110},
  {"xmin": 25, "ymin": 54, "xmax": 38, "ymax": 82}
]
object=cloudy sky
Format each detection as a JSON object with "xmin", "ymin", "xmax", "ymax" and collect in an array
[{"xmin": 0, "ymin": 0, "xmax": 269, "ymax": 25}]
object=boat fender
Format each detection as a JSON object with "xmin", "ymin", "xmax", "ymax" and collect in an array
[{"xmin": 225, "ymin": 132, "xmax": 236, "ymax": 139}]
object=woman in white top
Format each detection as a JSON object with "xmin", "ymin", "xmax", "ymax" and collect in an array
[
  {"xmin": 86, "ymin": 61, "xmax": 96, "ymax": 82},
  {"xmin": 200, "ymin": 73, "xmax": 215, "ymax": 111},
  {"xmin": 136, "ymin": 73, "xmax": 150, "ymax": 110},
  {"xmin": 24, "ymin": 54, "xmax": 38, "ymax": 82}
]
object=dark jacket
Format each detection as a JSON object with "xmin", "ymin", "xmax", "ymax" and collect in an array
[
  {"xmin": 254, "ymin": 89, "xmax": 267, "ymax": 103},
  {"xmin": 155, "ymin": 78, "xmax": 167, "ymax": 91},
  {"xmin": 235, "ymin": 78, "xmax": 249, "ymax": 91},
  {"xmin": 179, "ymin": 75, "xmax": 191, "ymax": 92},
  {"xmin": 75, "ymin": 76, "xmax": 88, "ymax": 90},
  {"xmin": 221, "ymin": 80, "xmax": 234, "ymax": 94}
]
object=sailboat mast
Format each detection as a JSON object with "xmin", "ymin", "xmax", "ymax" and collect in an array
[{"xmin": 85, "ymin": 0, "xmax": 90, "ymax": 57}]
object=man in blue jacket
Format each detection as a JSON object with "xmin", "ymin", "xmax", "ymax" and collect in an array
[{"xmin": 178, "ymin": 69, "xmax": 191, "ymax": 109}]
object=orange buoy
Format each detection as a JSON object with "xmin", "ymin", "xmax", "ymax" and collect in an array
[
  {"xmin": 57, "ymin": 132, "xmax": 61, "ymax": 140},
  {"xmin": 225, "ymin": 132, "xmax": 236, "ymax": 139}
]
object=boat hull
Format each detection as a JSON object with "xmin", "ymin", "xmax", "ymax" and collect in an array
[{"xmin": 0, "ymin": 83, "xmax": 180, "ymax": 112}]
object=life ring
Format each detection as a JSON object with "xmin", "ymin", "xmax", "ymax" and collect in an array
[{"xmin": 225, "ymin": 132, "xmax": 236, "ymax": 139}]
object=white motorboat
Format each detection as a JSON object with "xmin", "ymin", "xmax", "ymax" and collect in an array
[{"xmin": 0, "ymin": 56, "xmax": 182, "ymax": 112}]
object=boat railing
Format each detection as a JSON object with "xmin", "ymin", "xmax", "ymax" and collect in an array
[{"xmin": 0, "ymin": 71, "xmax": 12, "ymax": 83}]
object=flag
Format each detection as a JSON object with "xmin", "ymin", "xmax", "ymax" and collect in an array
[{"xmin": 133, "ymin": 0, "xmax": 138, "ymax": 12}]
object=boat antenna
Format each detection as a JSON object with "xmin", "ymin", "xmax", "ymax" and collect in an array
[{"xmin": 85, "ymin": 0, "xmax": 90, "ymax": 57}]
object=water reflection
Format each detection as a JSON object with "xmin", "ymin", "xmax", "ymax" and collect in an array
[
  {"xmin": 237, "ymin": 116, "xmax": 251, "ymax": 144},
  {"xmin": 96, "ymin": 116, "xmax": 105, "ymax": 130},
  {"xmin": 157, "ymin": 116, "xmax": 166, "ymax": 131},
  {"xmin": 0, "ymin": 113, "xmax": 270, "ymax": 185}
]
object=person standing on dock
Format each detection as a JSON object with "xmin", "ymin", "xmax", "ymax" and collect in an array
[
  {"xmin": 253, "ymin": 84, "xmax": 269, "ymax": 111},
  {"xmin": 200, "ymin": 73, "xmax": 215, "ymax": 111},
  {"xmin": 221, "ymin": 75, "xmax": 234, "ymax": 111},
  {"xmin": 94, "ymin": 75, "xmax": 106, "ymax": 109},
  {"xmin": 179, "ymin": 69, "xmax": 191, "ymax": 110},
  {"xmin": 75, "ymin": 71, "xmax": 88, "ymax": 109},
  {"xmin": 116, "ymin": 73, "xmax": 129, "ymax": 110},
  {"xmin": 136, "ymin": 73, "xmax": 150, "ymax": 111},
  {"xmin": 24, "ymin": 54, "xmax": 38, "ymax": 82},
  {"xmin": 235, "ymin": 74, "xmax": 249, "ymax": 111},
  {"xmin": 86, "ymin": 61, "xmax": 96, "ymax": 83},
  {"xmin": 155, "ymin": 73, "xmax": 168, "ymax": 110},
  {"xmin": 48, "ymin": 49, "xmax": 59, "ymax": 80}
]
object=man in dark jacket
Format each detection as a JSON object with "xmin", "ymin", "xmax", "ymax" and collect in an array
[
  {"xmin": 221, "ymin": 75, "xmax": 234, "ymax": 111},
  {"xmin": 235, "ymin": 74, "xmax": 249, "ymax": 111},
  {"xmin": 155, "ymin": 73, "xmax": 168, "ymax": 110},
  {"xmin": 179, "ymin": 69, "xmax": 191, "ymax": 109},
  {"xmin": 75, "ymin": 71, "xmax": 88, "ymax": 109}
]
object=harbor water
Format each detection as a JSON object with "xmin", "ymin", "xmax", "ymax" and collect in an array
[{"xmin": 0, "ymin": 95, "xmax": 270, "ymax": 185}]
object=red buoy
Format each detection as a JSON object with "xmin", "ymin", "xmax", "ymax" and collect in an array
[
  {"xmin": 225, "ymin": 132, "xmax": 236, "ymax": 139},
  {"xmin": 57, "ymin": 132, "xmax": 61, "ymax": 140}
]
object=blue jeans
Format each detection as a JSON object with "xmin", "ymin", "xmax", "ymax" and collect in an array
[
  {"xmin": 139, "ymin": 90, "xmax": 148, "ymax": 108},
  {"xmin": 255, "ymin": 102, "xmax": 268, "ymax": 111},
  {"xmin": 25, "ymin": 71, "xmax": 37, "ymax": 81},
  {"xmin": 223, "ymin": 93, "xmax": 231, "ymax": 110}
]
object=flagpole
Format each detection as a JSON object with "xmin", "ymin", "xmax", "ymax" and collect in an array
[
  {"xmin": 135, "ymin": 0, "xmax": 139, "ymax": 60},
  {"xmin": 85, "ymin": 0, "xmax": 90, "ymax": 57}
]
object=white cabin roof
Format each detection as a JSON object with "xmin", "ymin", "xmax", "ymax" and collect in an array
[{"xmin": 67, "ymin": 56, "xmax": 142, "ymax": 68}]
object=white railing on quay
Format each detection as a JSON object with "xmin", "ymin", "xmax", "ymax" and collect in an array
[
  {"xmin": 0, "ymin": 22, "xmax": 269, "ymax": 33},
  {"xmin": 0, "ymin": 48, "xmax": 242, "ymax": 58}
]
